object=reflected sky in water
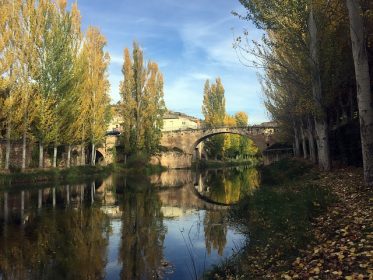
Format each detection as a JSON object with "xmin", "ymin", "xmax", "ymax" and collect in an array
[{"xmin": 0, "ymin": 167, "xmax": 259, "ymax": 279}]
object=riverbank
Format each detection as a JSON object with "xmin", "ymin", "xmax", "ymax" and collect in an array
[
  {"xmin": 0, "ymin": 165, "xmax": 113, "ymax": 188},
  {"xmin": 0, "ymin": 163, "xmax": 166, "ymax": 189},
  {"xmin": 206, "ymin": 159, "xmax": 372, "ymax": 279}
]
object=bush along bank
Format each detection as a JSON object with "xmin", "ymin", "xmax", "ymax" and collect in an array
[{"xmin": 205, "ymin": 159, "xmax": 373, "ymax": 279}]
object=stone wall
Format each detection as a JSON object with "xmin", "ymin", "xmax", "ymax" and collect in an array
[
  {"xmin": 0, "ymin": 142, "xmax": 34, "ymax": 169},
  {"xmin": 0, "ymin": 142, "xmax": 85, "ymax": 169},
  {"xmin": 0, "ymin": 136, "xmax": 119, "ymax": 169}
]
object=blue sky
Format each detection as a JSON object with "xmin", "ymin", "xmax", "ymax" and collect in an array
[{"xmin": 72, "ymin": 0, "xmax": 268, "ymax": 123}]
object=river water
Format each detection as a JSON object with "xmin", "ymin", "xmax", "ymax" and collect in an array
[{"xmin": 0, "ymin": 167, "xmax": 260, "ymax": 280}]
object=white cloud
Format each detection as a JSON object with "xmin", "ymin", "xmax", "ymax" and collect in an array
[
  {"xmin": 110, "ymin": 53, "xmax": 123, "ymax": 66},
  {"xmin": 188, "ymin": 72, "xmax": 212, "ymax": 81}
]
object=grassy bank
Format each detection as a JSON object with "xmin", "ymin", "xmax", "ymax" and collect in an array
[
  {"xmin": 205, "ymin": 159, "xmax": 336, "ymax": 279},
  {"xmin": 206, "ymin": 159, "xmax": 373, "ymax": 279},
  {"xmin": 0, "ymin": 165, "xmax": 114, "ymax": 189}
]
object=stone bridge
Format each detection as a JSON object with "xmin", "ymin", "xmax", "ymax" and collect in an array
[
  {"xmin": 151, "ymin": 126, "xmax": 277, "ymax": 168},
  {"xmin": 101, "ymin": 126, "xmax": 277, "ymax": 167},
  {"xmin": 161, "ymin": 126, "xmax": 276, "ymax": 154}
]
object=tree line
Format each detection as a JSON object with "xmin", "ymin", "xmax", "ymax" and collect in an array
[
  {"xmin": 0, "ymin": 0, "xmax": 111, "ymax": 170},
  {"xmin": 236, "ymin": 0, "xmax": 373, "ymax": 186}
]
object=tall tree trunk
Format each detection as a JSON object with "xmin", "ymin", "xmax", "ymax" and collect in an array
[
  {"xmin": 307, "ymin": 116, "xmax": 317, "ymax": 164},
  {"xmin": 124, "ymin": 154, "xmax": 127, "ymax": 165},
  {"xmin": 300, "ymin": 123, "xmax": 308, "ymax": 159},
  {"xmin": 38, "ymin": 189, "xmax": 42, "ymax": 209},
  {"xmin": 346, "ymin": 0, "xmax": 373, "ymax": 186},
  {"xmin": 91, "ymin": 181, "xmax": 95, "ymax": 204},
  {"xmin": 39, "ymin": 141, "xmax": 44, "ymax": 168},
  {"xmin": 21, "ymin": 191, "xmax": 24, "ymax": 222},
  {"xmin": 53, "ymin": 187, "xmax": 56, "ymax": 207},
  {"xmin": 81, "ymin": 144, "xmax": 85, "ymax": 166},
  {"xmin": 67, "ymin": 145, "xmax": 71, "ymax": 168},
  {"xmin": 314, "ymin": 117, "xmax": 330, "ymax": 170},
  {"xmin": 293, "ymin": 121, "xmax": 301, "ymax": 157},
  {"xmin": 4, "ymin": 192, "xmax": 8, "ymax": 223},
  {"xmin": 21, "ymin": 129, "xmax": 27, "ymax": 170},
  {"xmin": 53, "ymin": 144, "xmax": 57, "ymax": 168},
  {"xmin": 308, "ymin": 8, "xmax": 331, "ymax": 171},
  {"xmin": 66, "ymin": 185, "xmax": 70, "ymax": 205},
  {"xmin": 91, "ymin": 143, "xmax": 96, "ymax": 166},
  {"xmin": 0, "ymin": 142, "xmax": 3, "ymax": 169},
  {"xmin": 5, "ymin": 125, "xmax": 11, "ymax": 170}
]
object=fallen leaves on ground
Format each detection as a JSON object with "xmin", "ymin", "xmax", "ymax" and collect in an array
[{"xmin": 281, "ymin": 167, "xmax": 372, "ymax": 279}]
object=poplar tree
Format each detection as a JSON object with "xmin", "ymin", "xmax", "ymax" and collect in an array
[
  {"xmin": 80, "ymin": 27, "xmax": 111, "ymax": 166},
  {"xmin": 48, "ymin": 0, "xmax": 77, "ymax": 168},
  {"xmin": 346, "ymin": 0, "xmax": 373, "ymax": 186},
  {"xmin": 61, "ymin": 2, "xmax": 82, "ymax": 168},
  {"xmin": 119, "ymin": 42, "xmax": 166, "ymax": 157},
  {"xmin": 33, "ymin": 0, "xmax": 58, "ymax": 168},
  {"xmin": 202, "ymin": 78, "xmax": 226, "ymax": 128},
  {"xmin": 0, "ymin": 0, "xmax": 20, "ymax": 170},
  {"xmin": 13, "ymin": 0, "xmax": 40, "ymax": 170},
  {"xmin": 202, "ymin": 78, "xmax": 226, "ymax": 160}
]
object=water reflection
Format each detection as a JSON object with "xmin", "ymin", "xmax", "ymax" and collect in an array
[
  {"xmin": 119, "ymin": 185, "xmax": 166, "ymax": 279},
  {"xmin": 0, "ymin": 190, "xmax": 110, "ymax": 279},
  {"xmin": 0, "ymin": 167, "xmax": 258, "ymax": 279},
  {"xmin": 196, "ymin": 167, "xmax": 260, "ymax": 205}
]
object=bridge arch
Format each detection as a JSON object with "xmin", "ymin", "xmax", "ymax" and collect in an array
[
  {"xmin": 190, "ymin": 130, "xmax": 262, "ymax": 161},
  {"xmin": 95, "ymin": 149, "xmax": 104, "ymax": 164},
  {"xmin": 154, "ymin": 126, "xmax": 277, "ymax": 168}
]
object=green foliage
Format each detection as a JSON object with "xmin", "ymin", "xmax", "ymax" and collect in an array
[
  {"xmin": 125, "ymin": 153, "xmax": 149, "ymax": 169},
  {"xmin": 260, "ymin": 158, "xmax": 314, "ymax": 186}
]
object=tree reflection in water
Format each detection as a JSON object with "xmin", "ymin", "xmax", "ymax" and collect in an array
[
  {"xmin": 201, "ymin": 167, "xmax": 260, "ymax": 204},
  {"xmin": 119, "ymin": 176, "xmax": 167, "ymax": 280},
  {"xmin": 204, "ymin": 211, "xmax": 228, "ymax": 256},
  {"xmin": 0, "ymin": 201, "xmax": 110, "ymax": 280}
]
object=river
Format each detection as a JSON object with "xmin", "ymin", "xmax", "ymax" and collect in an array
[{"xmin": 0, "ymin": 167, "xmax": 260, "ymax": 280}]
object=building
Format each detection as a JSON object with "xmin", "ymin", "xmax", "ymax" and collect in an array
[
  {"xmin": 162, "ymin": 111, "xmax": 200, "ymax": 132},
  {"xmin": 107, "ymin": 105, "xmax": 123, "ymax": 134},
  {"xmin": 106, "ymin": 107, "xmax": 201, "ymax": 134},
  {"xmin": 259, "ymin": 121, "xmax": 279, "ymax": 135}
]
